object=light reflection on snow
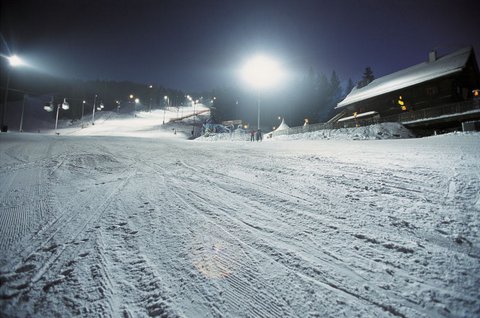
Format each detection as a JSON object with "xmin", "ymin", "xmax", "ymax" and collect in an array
[{"xmin": 190, "ymin": 236, "xmax": 239, "ymax": 279}]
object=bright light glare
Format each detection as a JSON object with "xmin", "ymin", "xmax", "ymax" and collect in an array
[
  {"xmin": 8, "ymin": 55, "xmax": 25, "ymax": 67},
  {"xmin": 241, "ymin": 55, "xmax": 284, "ymax": 89},
  {"xmin": 135, "ymin": 98, "xmax": 140, "ymax": 104},
  {"xmin": 44, "ymin": 104, "xmax": 53, "ymax": 112}
]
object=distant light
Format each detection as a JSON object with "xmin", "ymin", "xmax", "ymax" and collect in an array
[
  {"xmin": 241, "ymin": 55, "xmax": 284, "ymax": 89},
  {"xmin": 473, "ymin": 89, "xmax": 479, "ymax": 97},
  {"xmin": 129, "ymin": 94, "xmax": 134, "ymax": 99},
  {"xmin": 44, "ymin": 103, "xmax": 53, "ymax": 112},
  {"xmin": 8, "ymin": 55, "xmax": 25, "ymax": 67},
  {"xmin": 149, "ymin": 85, "xmax": 153, "ymax": 88},
  {"xmin": 135, "ymin": 98, "xmax": 140, "ymax": 104},
  {"xmin": 164, "ymin": 96, "xmax": 168, "ymax": 100},
  {"xmin": 100, "ymin": 103, "xmax": 104, "ymax": 109},
  {"xmin": 82, "ymin": 100, "xmax": 86, "ymax": 104},
  {"xmin": 398, "ymin": 96, "xmax": 406, "ymax": 110},
  {"xmin": 62, "ymin": 98, "xmax": 70, "ymax": 110}
]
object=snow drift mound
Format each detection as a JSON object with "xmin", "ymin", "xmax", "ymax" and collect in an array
[
  {"xmin": 274, "ymin": 123, "xmax": 415, "ymax": 141},
  {"xmin": 197, "ymin": 123, "xmax": 415, "ymax": 141}
]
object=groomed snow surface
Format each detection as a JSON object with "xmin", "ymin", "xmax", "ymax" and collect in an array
[{"xmin": 0, "ymin": 109, "xmax": 479, "ymax": 318}]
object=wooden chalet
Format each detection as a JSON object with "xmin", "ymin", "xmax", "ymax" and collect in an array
[{"xmin": 335, "ymin": 47, "xmax": 480, "ymax": 128}]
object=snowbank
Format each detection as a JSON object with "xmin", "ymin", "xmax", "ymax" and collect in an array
[{"xmin": 197, "ymin": 123, "xmax": 415, "ymax": 142}]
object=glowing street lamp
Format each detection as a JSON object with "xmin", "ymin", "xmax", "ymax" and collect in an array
[
  {"xmin": 1, "ymin": 55, "xmax": 26, "ymax": 132},
  {"xmin": 43, "ymin": 98, "xmax": 54, "ymax": 112},
  {"xmin": 134, "ymin": 98, "xmax": 139, "ymax": 117},
  {"xmin": 163, "ymin": 96, "xmax": 169, "ymax": 124},
  {"xmin": 241, "ymin": 55, "xmax": 284, "ymax": 130},
  {"xmin": 81, "ymin": 100, "xmax": 86, "ymax": 120},
  {"xmin": 8, "ymin": 55, "xmax": 25, "ymax": 67},
  {"xmin": 148, "ymin": 85, "xmax": 153, "ymax": 112},
  {"xmin": 61, "ymin": 98, "xmax": 70, "ymax": 110}
]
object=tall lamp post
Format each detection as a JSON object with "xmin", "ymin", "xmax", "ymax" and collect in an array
[
  {"xmin": 134, "ymin": 98, "xmax": 140, "ymax": 117},
  {"xmin": 55, "ymin": 98, "xmax": 70, "ymax": 133},
  {"xmin": 19, "ymin": 94, "xmax": 27, "ymax": 132},
  {"xmin": 92, "ymin": 94, "xmax": 98, "ymax": 125},
  {"xmin": 2, "ymin": 55, "xmax": 26, "ymax": 132},
  {"xmin": 43, "ymin": 97, "xmax": 69, "ymax": 134},
  {"xmin": 241, "ymin": 55, "xmax": 283, "ymax": 130},
  {"xmin": 163, "ymin": 95, "xmax": 169, "ymax": 124},
  {"xmin": 81, "ymin": 100, "xmax": 86, "ymax": 121},
  {"xmin": 148, "ymin": 85, "xmax": 153, "ymax": 112}
]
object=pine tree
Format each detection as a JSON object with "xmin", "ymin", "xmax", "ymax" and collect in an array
[
  {"xmin": 330, "ymin": 71, "xmax": 341, "ymax": 97},
  {"xmin": 315, "ymin": 72, "xmax": 329, "ymax": 122},
  {"xmin": 321, "ymin": 71, "xmax": 342, "ymax": 121},
  {"xmin": 362, "ymin": 67, "xmax": 375, "ymax": 84},
  {"xmin": 346, "ymin": 78, "xmax": 355, "ymax": 95},
  {"xmin": 356, "ymin": 67, "xmax": 375, "ymax": 89}
]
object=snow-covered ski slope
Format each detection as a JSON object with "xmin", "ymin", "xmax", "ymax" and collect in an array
[{"xmin": 0, "ymin": 111, "xmax": 479, "ymax": 317}]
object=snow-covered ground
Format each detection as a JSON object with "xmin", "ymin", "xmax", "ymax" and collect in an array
[{"xmin": 0, "ymin": 110, "xmax": 479, "ymax": 318}]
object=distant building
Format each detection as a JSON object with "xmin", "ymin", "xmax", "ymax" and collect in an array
[{"xmin": 335, "ymin": 47, "xmax": 480, "ymax": 130}]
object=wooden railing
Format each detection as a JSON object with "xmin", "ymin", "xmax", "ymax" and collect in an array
[{"xmin": 271, "ymin": 99, "xmax": 480, "ymax": 137}]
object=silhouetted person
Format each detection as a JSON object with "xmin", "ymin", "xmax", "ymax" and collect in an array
[{"xmin": 256, "ymin": 129, "xmax": 262, "ymax": 141}]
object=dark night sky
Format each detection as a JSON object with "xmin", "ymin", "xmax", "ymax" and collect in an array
[{"xmin": 1, "ymin": 0, "xmax": 479, "ymax": 92}]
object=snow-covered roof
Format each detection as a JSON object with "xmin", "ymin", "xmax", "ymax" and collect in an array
[{"xmin": 337, "ymin": 47, "xmax": 473, "ymax": 108}]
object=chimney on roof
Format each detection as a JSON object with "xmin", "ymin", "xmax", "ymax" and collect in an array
[{"xmin": 429, "ymin": 50, "xmax": 437, "ymax": 63}]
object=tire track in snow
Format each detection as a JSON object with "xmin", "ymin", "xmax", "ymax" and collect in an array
[
  {"xmin": 83, "ymin": 166, "xmax": 184, "ymax": 317},
  {"xmin": 139, "ymin": 160, "xmax": 296, "ymax": 317},
  {"xmin": 0, "ymin": 167, "xmax": 53, "ymax": 258},
  {"xmin": 133, "ymin": 162, "xmax": 244, "ymax": 316},
  {"xmin": 161, "ymin": 161, "xmax": 395, "ymax": 317},
  {"xmin": 165, "ymin": 179, "xmax": 293, "ymax": 318},
  {"xmin": 0, "ymin": 164, "xmax": 137, "ymax": 314},
  {"xmin": 167, "ymin": 174, "xmax": 414, "ymax": 317},
  {"xmin": 169, "ymin": 175, "xmax": 416, "ymax": 317},
  {"xmin": 167, "ymin": 159, "xmax": 434, "ymax": 317},
  {"xmin": 95, "ymin": 212, "xmax": 177, "ymax": 318}
]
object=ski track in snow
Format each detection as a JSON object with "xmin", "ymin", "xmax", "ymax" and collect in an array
[{"xmin": 0, "ymin": 131, "xmax": 479, "ymax": 318}]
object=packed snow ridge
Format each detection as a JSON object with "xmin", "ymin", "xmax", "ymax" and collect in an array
[{"xmin": 0, "ymin": 107, "xmax": 479, "ymax": 318}]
